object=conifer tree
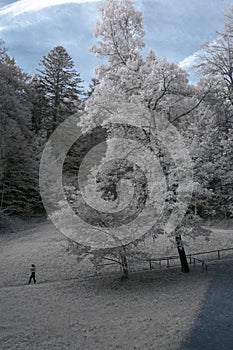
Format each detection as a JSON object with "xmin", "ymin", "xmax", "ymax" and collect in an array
[
  {"xmin": 38, "ymin": 46, "xmax": 84, "ymax": 139},
  {"xmin": 30, "ymin": 75, "xmax": 48, "ymax": 135}
]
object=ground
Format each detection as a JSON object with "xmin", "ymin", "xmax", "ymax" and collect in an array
[
  {"xmin": 0, "ymin": 220, "xmax": 232, "ymax": 349},
  {"xmin": 180, "ymin": 259, "xmax": 233, "ymax": 350}
]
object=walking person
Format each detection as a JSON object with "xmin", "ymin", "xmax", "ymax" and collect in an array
[{"xmin": 28, "ymin": 264, "xmax": 36, "ymax": 284}]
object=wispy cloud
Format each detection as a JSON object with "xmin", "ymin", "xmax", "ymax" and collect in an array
[
  {"xmin": 179, "ymin": 52, "xmax": 199, "ymax": 70},
  {"xmin": 0, "ymin": 0, "xmax": 99, "ymax": 17}
]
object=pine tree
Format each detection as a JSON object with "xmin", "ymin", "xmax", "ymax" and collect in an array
[
  {"xmin": 30, "ymin": 75, "xmax": 48, "ymax": 135},
  {"xmin": 38, "ymin": 46, "xmax": 84, "ymax": 139}
]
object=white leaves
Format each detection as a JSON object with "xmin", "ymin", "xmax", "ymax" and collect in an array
[{"xmin": 90, "ymin": 0, "xmax": 144, "ymax": 65}]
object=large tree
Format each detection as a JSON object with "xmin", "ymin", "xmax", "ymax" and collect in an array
[
  {"xmin": 30, "ymin": 75, "xmax": 48, "ymax": 136},
  {"xmin": 194, "ymin": 5, "xmax": 233, "ymax": 218},
  {"xmin": 38, "ymin": 46, "xmax": 84, "ymax": 139},
  {"xmin": 197, "ymin": 6, "xmax": 233, "ymax": 96},
  {"xmin": 73, "ymin": 0, "xmax": 207, "ymax": 277}
]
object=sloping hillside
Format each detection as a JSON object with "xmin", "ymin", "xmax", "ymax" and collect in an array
[{"xmin": 0, "ymin": 220, "xmax": 210, "ymax": 350}]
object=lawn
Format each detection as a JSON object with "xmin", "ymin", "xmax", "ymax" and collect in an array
[{"xmin": 1, "ymin": 219, "xmax": 232, "ymax": 349}]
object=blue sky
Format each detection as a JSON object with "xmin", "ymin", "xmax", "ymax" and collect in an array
[{"xmin": 0, "ymin": 0, "xmax": 231, "ymax": 89}]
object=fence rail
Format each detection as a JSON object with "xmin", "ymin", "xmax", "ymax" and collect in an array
[
  {"xmin": 147, "ymin": 247, "xmax": 233, "ymax": 272},
  {"xmin": 187, "ymin": 247, "xmax": 233, "ymax": 261},
  {"xmin": 146, "ymin": 255, "xmax": 208, "ymax": 272},
  {"xmin": 99, "ymin": 247, "xmax": 233, "ymax": 275}
]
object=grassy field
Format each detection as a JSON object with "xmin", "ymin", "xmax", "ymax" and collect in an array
[{"xmin": 0, "ymin": 219, "xmax": 232, "ymax": 349}]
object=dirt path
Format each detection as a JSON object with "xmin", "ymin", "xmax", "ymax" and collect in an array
[{"xmin": 180, "ymin": 259, "xmax": 233, "ymax": 350}]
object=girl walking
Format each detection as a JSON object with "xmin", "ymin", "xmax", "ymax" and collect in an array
[{"xmin": 28, "ymin": 264, "xmax": 36, "ymax": 284}]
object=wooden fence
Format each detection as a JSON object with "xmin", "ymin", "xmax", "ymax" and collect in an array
[{"xmin": 100, "ymin": 247, "xmax": 233, "ymax": 274}]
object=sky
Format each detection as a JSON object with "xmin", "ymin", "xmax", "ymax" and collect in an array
[{"xmin": 0, "ymin": 0, "xmax": 231, "ymax": 89}]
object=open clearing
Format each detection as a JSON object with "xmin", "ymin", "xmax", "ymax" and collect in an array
[{"xmin": 0, "ymin": 220, "xmax": 232, "ymax": 349}]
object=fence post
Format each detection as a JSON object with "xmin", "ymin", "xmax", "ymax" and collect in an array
[
  {"xmin": 149, "ymin": 260, "xmax": 152, "ymax": 270},
  {"xmin": 218, "ymin": 250, "xmax": 220, "ymax": 260}
]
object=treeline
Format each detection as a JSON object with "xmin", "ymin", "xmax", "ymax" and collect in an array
[
  {"xmin": 0, "ymin": 0, "xmax": 233, "ymax": 225},
  {"xmin": 0, "ymin": 42, "xmax": 92, "ymax": 219}
]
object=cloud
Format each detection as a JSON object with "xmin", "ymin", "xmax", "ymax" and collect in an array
[
  {"xmin": 0, "ymin": 0, "xmax": 229, "ymax": 89},
  {"xmin": 179, "ymin": 52, "xmax": 199, "ymax": 70},
  {"xmin": 0, "ymin": 1, "xmax": 100, "ymax": 90},
  {"xmin": 0, "ymin": 0, "xmax": 99, "ymax": 17}
]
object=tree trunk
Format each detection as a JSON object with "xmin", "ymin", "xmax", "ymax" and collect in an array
[
  {"xmin": 175, "ymin": 234, "xmax": 189, "ymax": 273},
  {"xmin": 194, "ymin": 194, "xmax": 197, "ymax": 216},
  {"xmin": 120, "ymin": 252, "xmax": 129, "ymax": 280}
]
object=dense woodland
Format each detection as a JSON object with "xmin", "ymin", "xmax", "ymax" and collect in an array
[{"xmin": 0, "ymin": 0, "xmax": 232, "ymax": 245}]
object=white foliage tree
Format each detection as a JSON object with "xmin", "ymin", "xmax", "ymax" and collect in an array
[
  {"xmin": 194, "ymin": 5, "xmax": 233, "ymax": 217},
  {"xmin": 74, "ymin": 0, "xmax": 210, "ymax": 277}
]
